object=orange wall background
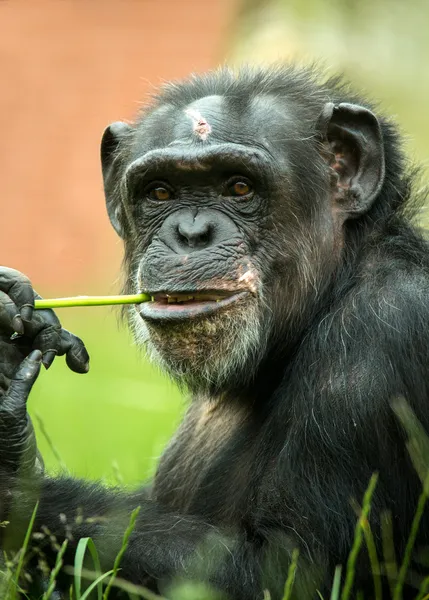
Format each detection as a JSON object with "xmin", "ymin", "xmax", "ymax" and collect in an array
[{"xmin": 0, "ymin": 0, "xmax": 237, "ymax": 293}]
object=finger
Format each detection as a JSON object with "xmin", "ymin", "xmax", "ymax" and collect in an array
[
  {"xmin": 28, "ymin": 305, "xmax": 63, "ymax": 369},
  {"xmin": 0, "ymin": 291, "xmax": 23, "ymax": 334},
  {"xmin": 0, "ymin": 267, "xmax": 35, "ymax": 323},
  {"xmin": 31, "ymin": 325, "xmax": 62, "ymax": 369},
  {"xmin": 3, "ymin": 350, "xmax": 42, "ymax": 411},
  {"xmin": 58, "ymin": 329, "xmax": 90, "ymax": 374}
]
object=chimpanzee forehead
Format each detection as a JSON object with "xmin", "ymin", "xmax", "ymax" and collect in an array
[{"xmin": 134, "ymin": 93, "xmax": 295, "ymax": 154}]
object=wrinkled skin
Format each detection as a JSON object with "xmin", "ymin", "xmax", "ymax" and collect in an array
[
  {"xmin": 1, "ymin": 66, "xmax": 429, "ymax": 600},
  {"xmin": 0, "ymin": 268, "xmax": 89, "ymax": 476}
]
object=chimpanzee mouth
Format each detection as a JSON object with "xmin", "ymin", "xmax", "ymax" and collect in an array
[{"xmin": 137, "ymin": 291, "xmax": 249, "ymax": 321}]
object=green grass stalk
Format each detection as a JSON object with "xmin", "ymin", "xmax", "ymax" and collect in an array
[
  {"xmin": 42, "ymin": 539, "xmax": 68, "ymax": 600},
  {"xmin": 35, "ymin": 413, "xmax": 68, "ymax": 473},
  {"xmin": 416, "ymin": 574, "xmax": 429, "ymax": 600},
  {"xmin": 340, "ymin": 473, "xmax": 378, "ymax": 600},
  {"xmin": 329, "ymin": 566, "xmax": 342, "ymax": 600},
  {"xmin": 74, "ymin": 537, "xmax": 103, "ymax": 600},
  {"xmin": 381, "ymin": 510, "xmax": 398, "ymax": 599},
  {"xmin": 8, "ymin": 502, "xmax": 39, "ymax": 600},
  {"xmin": 103, "ymin": 505, "xmax": 141, "ymax": 600},
  {"xmin": 391, "ymin": 399, "xmax": 429, "ymax": 599},
  {"xmin": 393, "ymin": 482, "xmax": 428, "ymax": 600},
  {"xmin": 282, "ymin": 549, "xmax": 299, "ymax": 600},
  {"xmin": 35, "ymin": 294, "xmax": 150, "ymax": 310},
  {"xmin": 361, "ymin": 513, "xmax": 382, "ymax": 600}
]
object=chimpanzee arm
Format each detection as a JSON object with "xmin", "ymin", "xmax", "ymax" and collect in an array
[
  {"xmin": 267, "ymin": 270, "xmax": 429, "ymax": 564},
  {"xmin": 3, "ymin": 474, "xmax": 321, "ymax": 600}
]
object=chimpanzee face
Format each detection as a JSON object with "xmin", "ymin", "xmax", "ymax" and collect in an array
[{"xmin": 101, "ymin": 73, "xmax": 384, "ymax": 392}]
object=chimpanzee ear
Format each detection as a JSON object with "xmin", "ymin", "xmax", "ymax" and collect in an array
[
  {"xmin": 316, "ymin": 102, "xmax": 385, "ymax": 216},
  {"xmin": 100, "ymin": 121, "xmax": 133, "ymax": 238}
]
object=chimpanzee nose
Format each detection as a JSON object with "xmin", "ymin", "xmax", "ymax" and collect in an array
[
  {"xmin": 177, "ymin": 218, "xmax": 212, "ymax": 249},
  {"xmin": 158, "ymin": 208, "xmax": 239, "ymax": 254}
]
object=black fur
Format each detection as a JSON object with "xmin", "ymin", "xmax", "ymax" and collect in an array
[{"xmin": 2, "ymin": 65, "xmax": 429, "ymax": 599}]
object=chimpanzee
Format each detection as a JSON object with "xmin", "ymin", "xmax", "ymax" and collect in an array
[{"xmin": 1, "ymin": 64, "xmax": 429, "ymax": 599}]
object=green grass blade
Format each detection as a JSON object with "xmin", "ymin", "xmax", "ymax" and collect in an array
[
  {"xmin": 391, "ymin": 399, "xmax": 429, "ymax": 599},
  {"xmin": 329, "ymin": 566, "xmax": 342, "ymax": 600},
  {"xmin": 393, "ymin": 485, "xmax": 428, "ymax": 600},
  {"xmin": 103, "ymin": 505, "xmax": 141, "ymax": 600},
  {"xmin": 111, "ymin": 461, "xmax": 124, "ymax": 486},
  {"xmin": 74, "ymin": 537, "xmax": 103, "ymax": 600},
  {"xmin": 10, "ymin": 501, "xmax": 39, "ymax": 598},
  {"xmin": 34, "ymin": 413, "xmax": 68, "ymax": 473},
  {"xmin": 341, "ymin": 473, "xmax": 378, "ymax": 600},
  {"xmin": 80, "ymin": 571, "xmax": 114, "ymax": 600},
  {"xmin": 361, "ymin": 513, "xmax": 382, "ymax": 600},
  {"xmin": 42, "ymin": 539, "xmax": 68, "ymax": 600},
  {"xmin": 416, "ymin": 574, "xmax": 429, "ymax": 600},
  {"xmin": 282, "ymin": 548, "xmax": 299, "ymax": 600},
  {"xmin": 381, "ymin": 510, "xmax": 398, "ymax": 598}
]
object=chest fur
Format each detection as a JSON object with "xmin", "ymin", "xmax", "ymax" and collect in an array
[{"xmin": 153, "ymin": 398, "xmax": 254, "ymax": 520}]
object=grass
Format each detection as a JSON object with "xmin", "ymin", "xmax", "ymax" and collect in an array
[{"xmin": 2, "ymin": 471, "xmax": 429, "ymax": 599}]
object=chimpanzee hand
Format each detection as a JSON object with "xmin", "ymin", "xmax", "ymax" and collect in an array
[
  {"xmin": 0, "ymin": 267, "xmax": 89, "ymax": 398},
  {"xmin": 0, "ymin": 267, "xmax": 89, "ymax": 476},
  {"xmin": 0, "ymin": 350, "xmax": 43, "ymax": 476}
]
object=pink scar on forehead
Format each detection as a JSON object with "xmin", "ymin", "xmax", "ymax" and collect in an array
[{"xmin": 184, "ymin": 108, "xmax": 212, "ymax": 141}]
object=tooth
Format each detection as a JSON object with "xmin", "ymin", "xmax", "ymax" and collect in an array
[
  {"xmin": 188, "ymin": 296, "xmax": 194, "ymax": 300},
  {"xmin": 151, "ymin": 296, "xmax": 155, "ymax": 302},
  {"xmin": 168, "ymin": 297, "xmax": 176, "ymax": 303},
  {"xmin": 216, "ymin": 299, "xmax": 220, "ymax": 303}
]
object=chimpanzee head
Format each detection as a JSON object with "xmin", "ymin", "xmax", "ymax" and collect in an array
[{"xmin": 100, "ymin": 67, "xmax": 386, "ymax": 392}]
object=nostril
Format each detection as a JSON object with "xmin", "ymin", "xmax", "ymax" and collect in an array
[{"xmin": 199, "ymin": 230, "xmax": 210, "ymax": 246}]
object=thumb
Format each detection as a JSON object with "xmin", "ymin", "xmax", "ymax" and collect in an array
[{"xmin": 3, "ymin": 350, "xmax": 42, "ymax": 412}]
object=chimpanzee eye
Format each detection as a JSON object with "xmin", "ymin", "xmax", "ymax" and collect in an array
[
  {"xmin": 146, "ymin": 183, "xmax": 173, "ymax": 201},
  {"xmin": 224, "ymin": 178, "xmax": 253, "ymax": 198}
]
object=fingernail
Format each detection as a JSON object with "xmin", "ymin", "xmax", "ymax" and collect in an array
[
  {"xmin": 83, "ymin": 360, "xmax": 90, "ymax": 373},
  {"xmin": 21, "ymin": 305, "xmax": 34, "ymax": 323},
  {"xmin": 42, "ymin": 350, "xmax": 57, "ymax": 370},
  {"xmin": 28, "ymin": 349, "xmax": 43, "ymax": 363},
  {"xmin": 12, "ymin": 315, "xmax": 24, "ymax": 334}
]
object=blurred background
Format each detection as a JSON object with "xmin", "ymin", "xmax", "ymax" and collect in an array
[{"xmin": 0, "ymin": 0, "xmax": 428, "ymax": 484}]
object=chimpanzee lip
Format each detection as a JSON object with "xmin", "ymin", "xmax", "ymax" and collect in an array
[{"xmin": 137, "ymin": 290, "xmax": 249, "ymax": 321}]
